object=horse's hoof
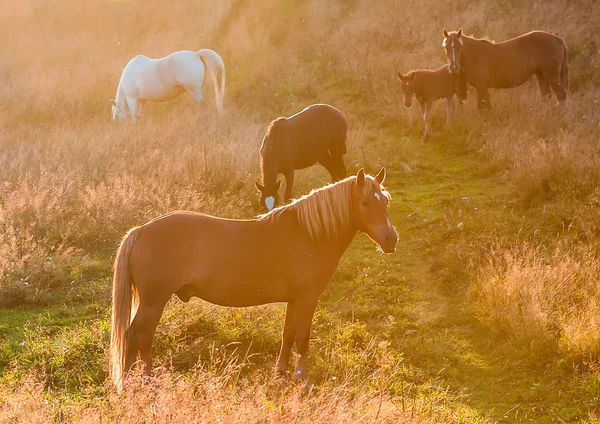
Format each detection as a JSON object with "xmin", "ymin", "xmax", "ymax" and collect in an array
[
  {"xmin": 292, "ymin": 369, "xmax": 308, "ymax": 383},
  {"xmin": 142, "ymin": 375, "xmax": 160, "ymax": 389},
  {"xmin": 275, "ymin": 367, "xmax": 291, "ymax": 381}
]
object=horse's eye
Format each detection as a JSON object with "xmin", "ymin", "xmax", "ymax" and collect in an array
[{"xmin": 361, "ymin": 200, "xmax": 369, "ymax": 207}]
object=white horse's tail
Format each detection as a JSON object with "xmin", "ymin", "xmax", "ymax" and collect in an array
[{"xmin": 197, "ymin": 49, "xmax": 226, "ymax": 113}]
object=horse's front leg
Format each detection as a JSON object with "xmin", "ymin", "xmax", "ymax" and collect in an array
[
  {"xmin": 445, "ymin": 97, "xmax": 455, "ymax": 129},
  {"xmin": 283, "ymin": 170, "xmax": 295, "ymax": 204},
  {"xmin": 275, "ymin": 301, "xmax": 296, "ymax": 376},
  {"xmin": 187, "ymin": 89, "xmax": 204, "ymax": 106},
  {"xmin": 293, "ymin": 295, "xmax": 319, "ymax": 382},
  {"xmin": 319, "ymin": 154, "xmax": 346, "ymax": 182},
  {"xmin": 126, "ymin": 97, "xmax": 140, "ymax": 123},
  {"xmin": 476, "ymin": 86, "xmax": 492, "ymax": 110}
]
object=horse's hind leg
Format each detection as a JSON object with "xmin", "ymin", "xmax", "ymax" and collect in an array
[
  {"xmin": 275, "ymin": 301, "xmax": 296, "ymax": 375},
  {"xmin": 545, "ymin": 69, "xmax": 567, "ymax": 104},
  {"xmin": 536, "ymin": 71, "xmax": 552, "ymax": 102},
  {"xmin": 126, "ymin": 298, "xmax": 168, "ymax": 379}
]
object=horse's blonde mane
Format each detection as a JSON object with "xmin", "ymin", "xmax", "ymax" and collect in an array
[{"xmin": 258, "ymin": 174, "xmax": 389, "ymax": 240}]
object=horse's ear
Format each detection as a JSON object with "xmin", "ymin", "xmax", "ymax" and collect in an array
[
  {"xmin": 409, "ymin": 73, "xmax": 416, "ymax": 81},
  {"xmin": 457, "ymin": 28, "xmax": 463, "ymax": 38},
  {"xmin": 375, "ymin": 167, "xmax": 386, "ymax": 185},
  {"xmin": 397, "ymin": 72, "xmax": 404, "ymax": 81},
  {"xmin": 356, "ymin": 168, "xmax": 365, "ymax": 186},
  {"xmin": 443, "ymin": 28, "xmax": 449, "ymax": 39},
  {"xmin": 255, "ymin": 182, "xmax": 265, "ymax": 193},
  {"xmin": 109, "ymin": 99, "xmax": 116, "ymax": 106},
  {"xmin": 276, "ymin": 181, "xmax": 281, "ymax": 190}
]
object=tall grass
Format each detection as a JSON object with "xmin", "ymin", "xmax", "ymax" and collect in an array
[{"xmin": 470, "ymin": 243, "xmax": 600, "ymax": 361}]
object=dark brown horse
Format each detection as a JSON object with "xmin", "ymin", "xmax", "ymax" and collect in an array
[
  {"xmin": 442, "ymin": 29, "xmax": 568, "ymax": 109},
  {"xmin": 255, "ymin": 104, "xmax": 347, "ymax": 211},
  {"xmin": 397, "ymin": 65, "xmax": 466, "ymax": 141},
  {"xmin": 110, "ymin": 168, "xmax": 397, "ymax": 390}
]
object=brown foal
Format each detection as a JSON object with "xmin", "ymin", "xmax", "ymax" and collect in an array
[{"xmin": 398, "ymin": 65, "xmax": 466, "ymax": 141}]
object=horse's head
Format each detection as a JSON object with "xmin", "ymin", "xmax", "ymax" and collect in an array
[
  {"xmin": 110, "ymin": 99, "xmax": 129, "ymax": 121},
  {"xmin": 255, "ymin": 180, "xmax": 281, "ymax": 212},
  {"xmin": 442, "ymin": 28, "xmax": 463, "ymax": 74},
  {"xmin": 352, "ymin": 168, "xmax": 397, "ymax": 254},
  {"xmin": 397, "ymin": 72, "xmax": 416, "ymax": 107}
]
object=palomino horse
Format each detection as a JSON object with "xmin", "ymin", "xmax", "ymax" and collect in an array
[
  {"xmin": 110, "ymin": 49, "xmax": 225, "ymax": 121},
  {"xmin": 398, "ymin": 64, "xmax": 466, "ymax": 142},
  {"xmin": 255, "ymin": 104, "xmax": 347, "ymax": 211},
  {"xmin": 110, "ymin": 168, "xmax": 397, "ymax": 390},
  {"xmin": 442, "ymin": 29, "xmax": 568, "ymax": 109}
]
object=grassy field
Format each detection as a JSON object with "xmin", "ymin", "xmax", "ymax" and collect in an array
[{"xmin": 1, "ymin": 0, "xmax": 600, "ymax": 422}]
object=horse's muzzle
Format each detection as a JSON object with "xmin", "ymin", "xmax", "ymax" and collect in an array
[{"xmin": 380, "ymin": 232, "xmax": 398, "ymax": 254}]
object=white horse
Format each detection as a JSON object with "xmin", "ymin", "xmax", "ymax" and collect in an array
[{"xmin": 110, "ymin": 49, "xmax": 225, "ymax": 121}]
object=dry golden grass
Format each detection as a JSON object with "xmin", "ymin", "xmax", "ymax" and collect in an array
[
  {"xmin": 470, "ymin": 242, "xmax": 600, "ymax": 360},
  {"xmin": 0, "ymin": 367, "xmax": 444, "ymax": 424}
]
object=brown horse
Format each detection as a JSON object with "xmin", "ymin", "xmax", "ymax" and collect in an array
[
  {"xmin": 255, "ymin": 104, "xmax": 347, "ymax": 212},
  {"xmin": 397, "ymin": 65, "xmax": 466, "ymax": 141},
  {"xmin": 442, "ymin": 28, "xmax": 568, "ymax": 109},
  {"xmin": 110, "ymin": 168, "xmax": 397, "ymax": 390}
]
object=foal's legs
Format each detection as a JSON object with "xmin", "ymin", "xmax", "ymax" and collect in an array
[
  {"xmin": 445, "ymin": 97, "xmax": 455, "ymax": 129},
  {"xmin": 125, "ymin": 298, "xmax": 168, "ymax": 378},
  {"xmin": 283, "ymin": 169, "xmax": 295, "ymax": 203},
  {"xmin": 422, "ymin": 101, "xmax": 432, "ymax": 142},
  {"xmin": 536, "ymin": 71, "xmax": 552, "ymax": 101},
  {"xmin": 293, "ymin": 295, "xmax": 319, "ymax": 381},
  {"xmin": 276, "ymin": 302, "xmax": 296, "ymax": 375}
]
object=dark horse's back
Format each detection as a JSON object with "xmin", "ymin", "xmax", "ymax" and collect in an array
[{"xmin": 283, "ymin": 104, "xmax": 347, "ymax": 169}]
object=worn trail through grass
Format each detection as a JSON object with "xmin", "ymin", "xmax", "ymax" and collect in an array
[{"xmin": 378, "ymin": 126, "xmax": 594, "ymax": 422}]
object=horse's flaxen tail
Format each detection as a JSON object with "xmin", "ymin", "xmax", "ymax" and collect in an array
[
  {"xmin": 110, "ymin": 226, "xmax": 143, "ymax": 391},
  {"xmin": 197, "ymin": 49, "xmax": 226, "ymax": 113}
]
